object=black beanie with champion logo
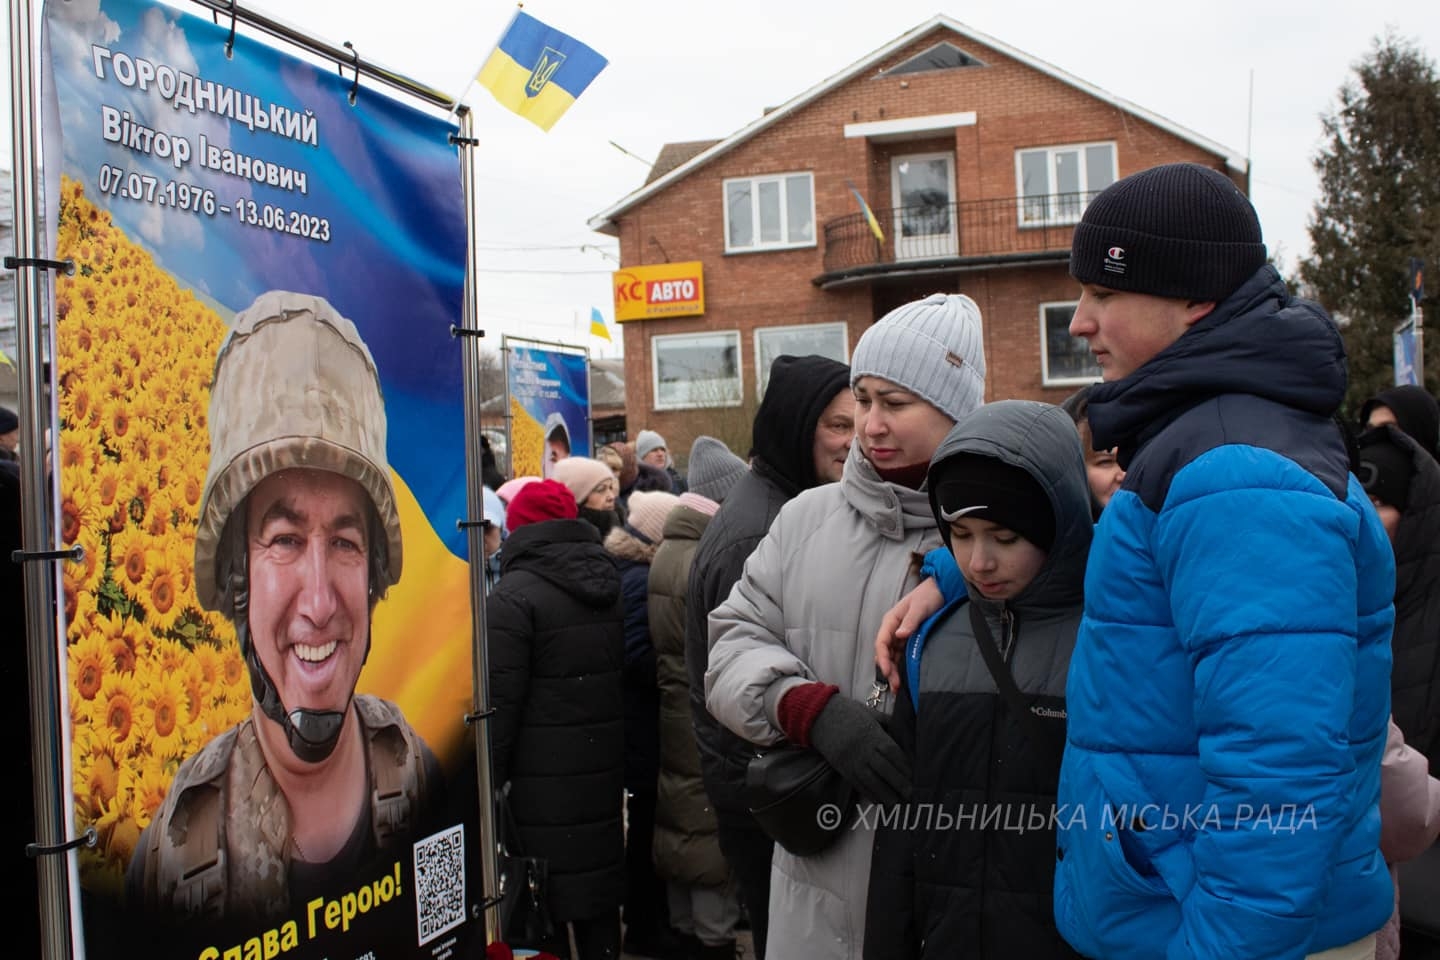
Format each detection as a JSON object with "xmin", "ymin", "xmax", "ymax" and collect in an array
[{"xmin": 1070, "ymin": 162, "xmax": 1268, "ymax": 302}]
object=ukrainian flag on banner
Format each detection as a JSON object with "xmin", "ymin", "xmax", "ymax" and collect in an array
[
  {"xmin": 590, "ymin": 306, "xmax": 611, "ymax": 341},
  {"xmin": 476, "ymin": 10, "xmax": 608, "ymax": 131}
]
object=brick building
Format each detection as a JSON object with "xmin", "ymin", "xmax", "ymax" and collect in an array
[{"xmin": 587, "ymin": 16, "xmax": 1247, "ymax": 460}]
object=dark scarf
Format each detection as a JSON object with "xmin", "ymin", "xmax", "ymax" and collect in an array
[
  {"xmin": 578, "ymin": 505, "xmax": 619, "ymax": 539},
  {"xmin": 875, "ymin": 461, "xmax": 931, "ymax": 489}
]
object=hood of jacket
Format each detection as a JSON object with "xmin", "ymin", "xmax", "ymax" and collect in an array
[
  {"xmin": 841, "ymin": 441, "xmax": 937, "ymax": 540},
  {"xmin": 928, "ymin": 399, "xmax": 1091, "ymax": 616},
  {"xmin": 1087, "ymin": 265, "xmax": 1346, "ymax": 465},
  {"xmin": 1361, "ymin": 386, "xmax": 1440, "ymax": 461},
  {"xmin": 605, "ymin": 523, "xmax": 660, "ymax": 564},
  {"xmin": 750, "ymin": 354, "xmax": 852, "ymax": 497},
  {"xmin": 499, "ymin": 518, "xmax": 620, "ymax": 608},
  {"xmin": 660, "ymin": 503, "xmax": 709, "ymax": 544}
]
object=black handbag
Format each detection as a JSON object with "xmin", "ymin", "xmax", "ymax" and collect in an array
[
  {"xmin": 743, "ymin": 671, "xmax": 891, "ymax": 857},
  {"xmin": 496, "ymin": 786, "xmax": 556, "ymax": 945},
  {"xmin": 744, "ymin": 742, "xmax": 856, "ymax": 856}
]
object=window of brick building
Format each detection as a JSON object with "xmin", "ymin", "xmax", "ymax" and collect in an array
[
  {"xmin": 1039, "ymin": 301, "xmax": 1102, "ymax": 386},
  {"xmin": 881, "ymin": 41, "xmax": 985, "ymax": 76},
  {"xmin": 754, "ymin": 322, "xmax": 849, "ymax": 396},
  {"xmin": 1015, "ymin": 143, "xmax": 1116, "ymax": 227},
  {"xmin": 724, "ymin": 173, "xmax": 815, "ymax": 253},
  {"xmin": 653, "ymin": 330, "xmax": 743, "ymax": 409}
]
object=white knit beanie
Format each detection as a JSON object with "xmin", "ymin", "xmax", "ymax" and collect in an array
[
  {"xmin": 624, "ymin": 490, "xmax": 680, "ymax": 545},
  {"xmin": 849, "ymin": 292, "xmax": 986, "ymax": 422},
  {"xmin": 551, "ymin": 456, "xmax": 615, "ymax": 506}
]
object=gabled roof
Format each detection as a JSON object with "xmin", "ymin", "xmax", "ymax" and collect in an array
[
  {"xmin": 587, "ymin": 15, "xmax": 1246, "ymax": 235},
  {"xmin": 646, "ymin": 140, "xmax": 722, "ymax": 185}
]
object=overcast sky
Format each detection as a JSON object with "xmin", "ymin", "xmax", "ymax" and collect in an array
[{"xmin": 5, "ymin": 0, "xmax": 1439, "ymax": 357}]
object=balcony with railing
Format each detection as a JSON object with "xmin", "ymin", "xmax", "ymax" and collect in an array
[{"xmin": 817, "ymin": 192, "xmax": 1092, "ymax": 287}]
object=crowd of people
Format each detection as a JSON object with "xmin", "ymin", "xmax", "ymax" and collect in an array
[
  {"xmin": 13, "ymin": 161, "xmax": 1435, "ymax": 958},
  {"xmin": 475, "ymin": 163, "xmax": 1440, "ymax": 960}
]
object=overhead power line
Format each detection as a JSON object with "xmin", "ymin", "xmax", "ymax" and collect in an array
[{"xmin": 473, "ymin": 267, "xmax": 615, "ymax": 275}]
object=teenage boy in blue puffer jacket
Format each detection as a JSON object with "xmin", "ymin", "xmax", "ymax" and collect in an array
[{"xmin": 1056, "ymin": 163, "xmax": 1394, "ymax": 960}]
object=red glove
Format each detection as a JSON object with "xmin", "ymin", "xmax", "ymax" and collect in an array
[{"xmin": 777, "ymin": 682, "xmax": 840, "ymax": 746}]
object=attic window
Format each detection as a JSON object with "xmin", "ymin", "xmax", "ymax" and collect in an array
[{"xmin": 883, "ymin": 42, "xmax": 984, "ymax": 76}]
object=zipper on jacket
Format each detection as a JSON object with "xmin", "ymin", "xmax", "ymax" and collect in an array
[{"xmin": 999, "ymin": 606, "xmax": 1016, "ymax": 662}]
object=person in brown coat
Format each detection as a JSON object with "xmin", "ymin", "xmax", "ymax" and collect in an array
[{"xmin": 648, "ymin": 438, "xmax": 748, "ymax": 959}]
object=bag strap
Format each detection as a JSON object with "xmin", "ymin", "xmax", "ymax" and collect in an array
[{"xmin": 965, "ymin": 601, "xmax": 1061, "ymax": 750}]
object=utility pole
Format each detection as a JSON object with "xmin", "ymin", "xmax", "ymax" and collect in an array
[{"xmin": 1412, "ymin": 257, "xmax": 1426, "ymax": 386}]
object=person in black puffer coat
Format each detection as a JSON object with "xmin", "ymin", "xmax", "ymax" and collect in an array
[
  {"xmin": 487, "ymin": 479, "xmax": 626, "ymax": 960},
  {"xmin": 2, "ymin": 455, "xmax": 39, "ymax": 960},
  {"xmin": 1357, "ymin": 424, "xmax": 1440, "ymax": 771},
  {"xmin": 684, "ymin": 353, "xmax": 854, "ymax": 959},
  {"xmin": 604, "ymin": 490, "xmax": 682, "ymax": 958}
]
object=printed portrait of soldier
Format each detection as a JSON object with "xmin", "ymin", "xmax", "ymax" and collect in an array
[
  {"xmin": 542, "ymin": 411, "xmax": 571, "ymax": 479},
  {"xmin": 126, "ymin": 290, "xmax": 443, "ymax": 921}
]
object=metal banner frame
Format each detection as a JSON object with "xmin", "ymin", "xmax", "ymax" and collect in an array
[{"xmin": 7, "ymin": 1, "xmax": 501, "ymax": 954}]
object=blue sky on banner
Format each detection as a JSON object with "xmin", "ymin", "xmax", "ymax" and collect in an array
[
  {"xmin": 41, "ymin": 0, "xmax": 469, "ymax": 552},
  {"xmin": 8, "ymin": 0, "xmax": 1440, "ymax": 359}
]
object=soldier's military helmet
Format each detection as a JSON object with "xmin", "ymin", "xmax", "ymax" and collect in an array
[{"xmin": 194, "ymin": 290, "xmax": 402, "ymax": 611}]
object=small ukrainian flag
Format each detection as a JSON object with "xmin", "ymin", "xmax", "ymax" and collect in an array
[
  {"xmin": 850, "ymin": 185, "xmax": 885, "ymax": 244},
  {"xmin": 590, "ymin": 306, "xmax": 611, "ymax": 342},
  {"xmin": 476, "ymin": 10, "xmax": 608, "ymax": 132}
]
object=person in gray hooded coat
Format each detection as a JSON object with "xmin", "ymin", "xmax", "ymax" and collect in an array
[{"xmin": 685, "ymin": 353, "xmax": 855, "ymax": 959}]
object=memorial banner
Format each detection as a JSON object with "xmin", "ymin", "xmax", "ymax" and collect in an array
[
  {"xmin": 502, "ymin": 337, "xmax": 591, "ymax": 480},
  {"xmin": 44, "ymin": 0, "xmax": 479, "ymax": 956}
]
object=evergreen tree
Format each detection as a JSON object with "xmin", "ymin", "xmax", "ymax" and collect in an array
[{"xmin": 1299, "ymin": 33, "xmax": 1440, "ymax": 415}]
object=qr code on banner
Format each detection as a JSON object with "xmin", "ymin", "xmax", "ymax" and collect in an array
[{"xmin": 414, "ymin": 825, "xmax": 466, "ymax": 945}]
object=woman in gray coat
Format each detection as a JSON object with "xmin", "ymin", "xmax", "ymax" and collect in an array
[{"xmin": 704, "ymin": 293, "xmax": 987, "ymax": 960}]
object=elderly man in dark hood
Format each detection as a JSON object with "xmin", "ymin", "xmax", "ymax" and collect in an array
[{"xmin": 683, "ymin": 354, "xmax": 853, "ymax": 959}]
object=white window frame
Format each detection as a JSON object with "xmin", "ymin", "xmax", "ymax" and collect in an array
[
  {"xmin": 652, "ymin": 330, "xmax": 743, "ymax": 411},
  {"xmin": 1039, "ymin": 300, "xmax": 1102, "ymax": 387},
  {"xmin": 753, "ymin": 322, "xmax": 849, "ymax": 398},
  {"xmin": 890, "ymin": 152, "xmax": 958, "ymax": 261},
  {"xmin": 1014, "ymin": 142, "xmax": 1117, "ymax": 227},
  {"xmin": 723, "ymin": 172, "xmax": 816, "ymax": 254}
]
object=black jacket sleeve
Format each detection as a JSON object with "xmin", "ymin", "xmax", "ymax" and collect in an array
[
  {"xmin": 484, "ymin": 585, "xmax": 533, "ymax": 788},
  {"xmin": 620, "ymin": 563, "xmax": 657, "ymax": 690}
]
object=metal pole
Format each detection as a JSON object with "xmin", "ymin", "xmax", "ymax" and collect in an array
[
  {"xmin": 185, "ymin": 0, "xmax": 457, "ymax": 110},
  {"xmin": 501, "ymin": 336, "xmax": 514, "ymax": 482},
  {"xmin": 455, "ymin": 112, "xmax": 502, "ymax": 947},
  {"xmin": 584, "ymin": 350, "xmax": 595, "ymax": 457},
  {"xmin": 1416, "ymin": 301, "xmax": 1426, "ymax": 388},
  {"xmin": 11, "ymin": 1, "xmax": 76, "ymax": 958}
]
